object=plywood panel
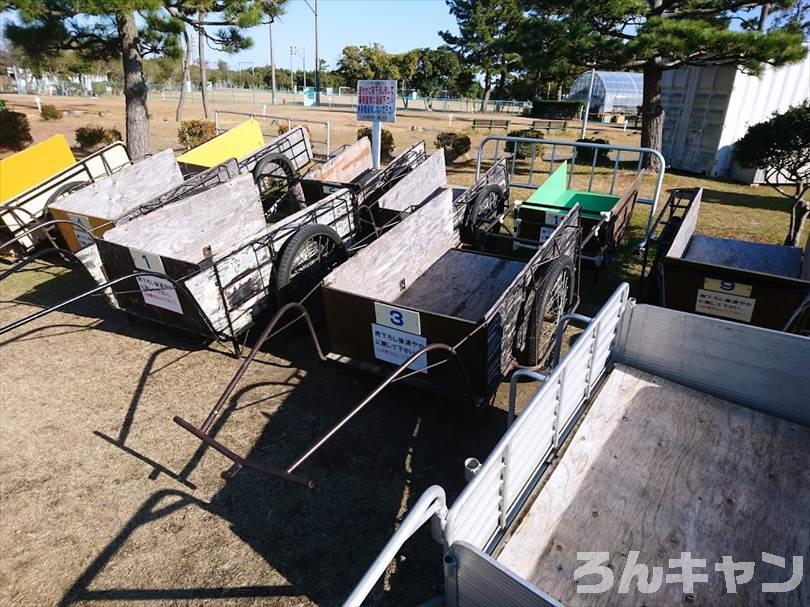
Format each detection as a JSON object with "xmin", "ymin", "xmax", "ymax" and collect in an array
[
  {"xmin": 376, "ymin": 149, "xmax": 447, "ymax": 212},
  {"xmin": 304, "ymin": 138, "xmax": 372, "ymax": 183},
  {"xmin": 103, "ymin": 172, "xmax": 265, "ymax": 264},
  {"xmin": 498, "ymin": 365, "xmax": 810, "ymax": 606},
  {"xmin": 394, "ymin": 249, "xmax": 525, "ymax": 321},
  {"xmin": 324, "ymin": 187, "xmax": 456, "ymax": 302},
  {"xmin": 49, "ymin": 149, "xmax": 183, "ymax": 220}
]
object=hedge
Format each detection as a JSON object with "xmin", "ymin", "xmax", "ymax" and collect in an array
[{"xmin": 529, "ymin": 100, "xmax": 584, "ymax": 120}]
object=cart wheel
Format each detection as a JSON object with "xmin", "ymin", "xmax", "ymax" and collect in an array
[
  {"xmin": 252, "ymin": 153, "xmax": 305, "ymax": 216},
  {"xmin": 45, "ymin": 181, "xmax": 86, "ymax": 207},
  {"xmin": 523, "ymin": 255, "xmax": 575, "ymax": 367},
  {"xmin": 275, "ymin": 224, "xmax": 347, "ymax": 305},
  {"xmin": 463, "ymin": 184, "xmax": 505, "ymax": 244}
]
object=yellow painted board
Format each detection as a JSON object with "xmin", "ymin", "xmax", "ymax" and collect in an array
[
  {"xmin": 50, "ymin": 208, "xmax": 115, "ymax": 253},
  {"xmin": 176, "ymin": 119, "xmax": 265, "ymax": 168},
  {"xmin": 0, "ymin": 135, "xmax": 76, "ymax": 204}
]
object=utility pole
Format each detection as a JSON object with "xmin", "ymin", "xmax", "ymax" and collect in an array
[
  {"xmin": 303, "ymin": 47, "xmax": 307, "ymax": 88},
  {"xmin": 268, "ymin": 17, "xmax": 276, "ymax": 104},
  {"xmin": 290, "ymin": 46, "xmax": 294, "ymax": 91}
]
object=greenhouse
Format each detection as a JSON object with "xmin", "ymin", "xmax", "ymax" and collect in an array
[{"xmin": 568, "ymin": 71, "xmax": 644, "ymax": 114}]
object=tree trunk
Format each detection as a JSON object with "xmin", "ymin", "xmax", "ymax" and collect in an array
[
  {"xmin": 786, "ymin": 186, "xmax": 809, "ymax": 246},
  {"xmin": 480, "ymin": 71, "xmax": 492, "ymax": 112},
  {"xmin": 198, "ymin": 14, "xmax": 209, "ymax": 119},
  {"xmin": 118, "ymin": 12, "xmax": 149, "ymax": 160},
  {"xmin": 176, "ymin": 28, "xmax": 191, "ymax": 122},
  {"xmin": 531, "ymin": 71, "xmax": 541, "ymax": 99},
  {"xmin": 641, "ymin": 59, "xmax": 664, "ymax": 167}
]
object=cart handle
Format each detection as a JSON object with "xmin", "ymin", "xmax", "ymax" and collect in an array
[
  {"xmin": 0, "ymin": 247, "xmax": 83, "ymax": 281},
  {"xmin": 286, "ymin": 342, "xmax": 479, "ymax": 475}
]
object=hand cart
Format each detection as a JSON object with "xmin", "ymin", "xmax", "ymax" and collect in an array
[
  {"xmin": 171, "ymin": 159, "xmax": 582, "ymax": 487},
  {"xmin": 642, "ymin": 187, "xmax": 810, "ymax": 334}
]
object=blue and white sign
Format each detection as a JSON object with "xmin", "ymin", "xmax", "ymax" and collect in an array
[
  {"xmin": 371, "ymin": 324, "xmax": 427, "ymax": 372},
  {"xmin": 357, "ymin": 80, "xmax": 397, "ymax": 123}
]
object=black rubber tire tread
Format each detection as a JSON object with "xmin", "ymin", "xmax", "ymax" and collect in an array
[
  {"xmin": 463, "ymin": 183, "xmax": 505, "ymax": 242},
  {"xmin": 45, "ymin": 181, "xmax": 87, "ymax": 207},
  {"xmin": 274, "ymin": 223, "xmax": 346, "ymax": 303},
  {"xmin": 523, "ymin": 254, "xmax": 575, "ymax": 366},
  {"xmin": 252, "ymin": 153, "xmax": 305, "ymax": 210}
]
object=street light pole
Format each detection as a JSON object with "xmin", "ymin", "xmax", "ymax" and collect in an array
[
  {"xmin": 314, "ymin": 0, "xmax": 320, "ymax": 105},
  {"xmin": 303, "ymin": 0, "xmax": 321, "ymax": 106},
  {"xmin": 290, "ymin": 46, "xmax": 294, "ymax": 91},
  {"xmin": 303, "ymin": 47, "xmax": 307, "ymax": 88},
  {"xmin": 268, "ymin": 17, "xmax": 276, "ymax": 105}
]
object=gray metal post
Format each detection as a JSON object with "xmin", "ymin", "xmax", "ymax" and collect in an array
[
  {"xmin": 580, "ymin": 68, "xmax": 596, "ymax": 138},
  {"xmin": 303, "ymin": 48, "xmax": 307, "ymax": 88},
  {"xmin": 315, "ymin": 0, "xmax": 321, "ymax": 105},
  {"xmin": 269, "ymin": 19, "xmax": 276, "ymax": 105}
]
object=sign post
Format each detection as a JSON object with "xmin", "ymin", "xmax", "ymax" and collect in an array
[{"xmin": 357, "ymin": 79, "xmax": 397, "ymax": 170}]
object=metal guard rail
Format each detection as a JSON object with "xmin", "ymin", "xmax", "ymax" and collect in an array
[{"xmin": 475, "ymin": 135, "xmax": 666, "ymax": 240}]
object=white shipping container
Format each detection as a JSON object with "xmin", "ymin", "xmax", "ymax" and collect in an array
[{"xmin": 661, "ymin": 45, "xmax": 810, "ymax": 183}]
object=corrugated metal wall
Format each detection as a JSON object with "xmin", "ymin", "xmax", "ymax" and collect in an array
[{"xmin": 662, "ymin": 46, "xmax": 810, "ymax": 181}]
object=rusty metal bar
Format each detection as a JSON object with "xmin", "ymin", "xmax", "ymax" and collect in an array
[
  {"xmin": 173, "ymin": 416, "xmax": 314, "ymax": 487},
  {"xmin": 286, "ymin": 342, "xmax": 479, "ymax": 474},
  {"xmin": 199, "ymin": 302, "xmax": 326, "ymax": 434},
  {"xmin": 0, "ymin": 247, "xmax": 82, "ymax": 281},
  {"xmin": 172, "ymin": 302, "xmax": 328, "ymax": 486}
]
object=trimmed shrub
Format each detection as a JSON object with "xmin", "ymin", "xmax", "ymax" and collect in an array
[
  {"xmin": 357, "ymin": 126, "xmax": 395, "ymax": 159},
  {"xmin": 75, "ymin": 125, "xmax": 123, "ymax": 150},
  {"xmin": 91, "ymin": 82, "xmax": 107, "ymax": 96},
  {"xmin": 435, "ymin": 131, "xmax": 471, "ymax": 162},
  {"xmin": 504, "ymin": 129, "xmax": 544, "ymax": 160},
  {"xmin": 40, "ymin": 104, "xmax": 62, "ymax": 121},
  {"xmin": 0, "ymin": 110, "xmax": 33, "ymax": 150},
  {"xmin": 529, "ymin": 100, "xmax": 584, "ymax": 120},
  {"xmin": 574, "ymin": 137, "xmax": 611, "ymax": 165},
  {"xmin": 178, "ymin": 119, "xmax": 216, "ymax": 150}
]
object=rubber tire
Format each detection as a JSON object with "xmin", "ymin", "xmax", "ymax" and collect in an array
[
  {"xmin": 45, "ymin": 181, "xmax": 86, "ymax": 207},
  {"xmin": 463, "ymin": 184, "xmax": 505, "ymax": 243},
  {"xmin": 252, "ymin": 153, "xmax": 304, "ymax": 212},
  {"xmin": 522, "ymin": 255, "xmax": 575, "ymax": 367},
  {"xmin": 274, "ymin": 223, "xmax": 346, "ymax": 304}
]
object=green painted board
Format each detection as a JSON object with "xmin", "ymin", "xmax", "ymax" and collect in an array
[{"xmin": 526, "ymin": 161, "xmax": 619, "ymax": 219}]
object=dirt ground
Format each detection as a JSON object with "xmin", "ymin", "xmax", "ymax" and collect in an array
[{"xmin": 0, "ymin": 93, "xmax": 804, "ymax": 606}]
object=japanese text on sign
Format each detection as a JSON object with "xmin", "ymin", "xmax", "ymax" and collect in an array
[
  {"xmin": 357, "ymin": 80, "xmax": 397, "ymax": 123},
  {"xmin": 695, "ymin": 289, "xmax": 755, "ymax": 323},
  {"xmin": 129, "ymin": 248, "xmax": 183, "ymax": 314},
  {"xmin": 371, "ymin": 323, "xmax": 427, "ymax": 372}
]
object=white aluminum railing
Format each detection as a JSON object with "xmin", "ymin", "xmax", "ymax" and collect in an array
[
  {"xmin": 345, "ymin": 283, "xmax": 631, "ymax": 605},
  {"xmin": 443, "ymin": 283, "xmax": 630, "ymax": 550}
]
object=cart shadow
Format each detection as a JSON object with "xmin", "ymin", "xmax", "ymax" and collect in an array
[{"xmin": 63, "ymin": 329, "xmax": 510, "ymax": 606}]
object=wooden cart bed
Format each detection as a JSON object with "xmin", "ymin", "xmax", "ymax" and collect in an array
[
  {"xmin": 394, "ymin": 248, "xmax": 525, "ymax": 322},
  {"xmin": 497, "ymin": 363, "xmax": 810, "ymax": 606}
]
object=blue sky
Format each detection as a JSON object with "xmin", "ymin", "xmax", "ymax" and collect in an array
[{"xmin": 207, "ymin": 0, "xmax": 459, "ymax": 71}]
